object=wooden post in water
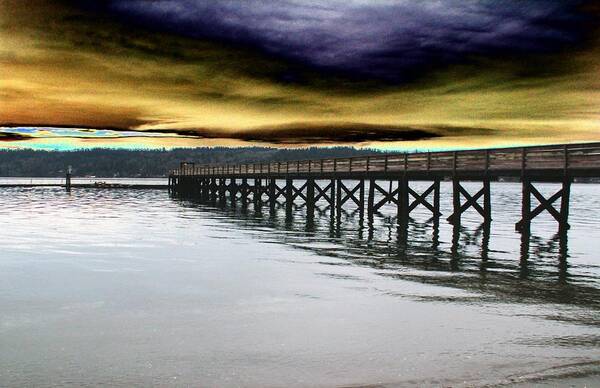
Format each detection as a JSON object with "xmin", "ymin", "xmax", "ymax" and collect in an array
[
  {"xmin": 450, "ymin": 178, "xmax": 461, "ymax": 225},
  {"xmin": 269, "ymin": 178, "xmax": 276, "ymax": 213},
  {"xmin": 483, "ymin": 178, "xmax": 492, "ymax": 224},
  {"xmin": 560, "ymin": 178, "xmax": 571, "ymax": 232},
  {"xmin": 65, "ymin": 165, "xmax": 72, "ymax": 192},
  {"xmin": 254, "ymin": 178, "xmax": 262, "ymax": 208},
  {"xmin": 230, "ymin": 178, "xmax": 237, "ymax": 207},
  {"xmin": 201, "ymin": 177, "xmax": 206, "ymax": 199},
  {"xmin": 516, "ymin": 178, "xmax": 531, "ymax": 232},
  {"xmin": 358, "ymin": 180, "xmax": 365, "ymax": 221},
  {"xmin": 336, "ymin": 179, "xmax": 342, "ymax": 221},
  {"xmin": 286, "ymin": 178, "xmax": 293, "ymax": 216},
  {"xmin": 329, "ymin": 179, "xmax": 336, "ymax": 221},
  {"xmin": 219, "ymin": 178, "xmax": 226, "ymax": 204},
  {"xmin": 367, "ymin": 179, "xmax": 375, "ymax": 221},
  {"xmin": 434, "ymin": 179, "xmax": 441, "ymax": 221},
  {"xmin": 306, "ymin": 178, "xmax": 315, "ymax": 221},
  {"xmin": 398, "ymin": 177, "xmax": 409, "ymax": 227},
  {"xmin": 241, "ymin": 178, "xmax": 248, "ymax": 208}
]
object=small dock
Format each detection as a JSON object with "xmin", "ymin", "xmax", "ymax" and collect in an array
[{"xmin": 169, "ymin": 142, "xmax": 600, "ymax": 233}]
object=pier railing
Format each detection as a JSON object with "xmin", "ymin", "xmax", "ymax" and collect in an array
[{"xmin": 171, "ymin": 142, "xmax": 600, "ymax": 179}]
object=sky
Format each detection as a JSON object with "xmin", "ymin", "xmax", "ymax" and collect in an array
[{"xmin": 1, "ymin": 0, "xmax": 599, "ymax": 150}]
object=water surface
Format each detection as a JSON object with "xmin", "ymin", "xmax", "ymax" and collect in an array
[{"xmin": 1, "ymin": 182, "xmax": 599, "ymax": 387}]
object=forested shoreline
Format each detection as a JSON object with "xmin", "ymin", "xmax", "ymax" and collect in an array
[{"xmin": 0, "ymin": 147, "xmax": 397, "ymax": 177}]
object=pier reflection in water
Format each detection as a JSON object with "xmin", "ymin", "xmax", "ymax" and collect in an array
[{"xmin": 174, "ymin": 180, "xmax": 600, "ymax": 317}]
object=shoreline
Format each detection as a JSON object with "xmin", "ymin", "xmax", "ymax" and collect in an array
[{"xmin": 0, "ymin": 184, "xmax": 168, "ymax": 189}]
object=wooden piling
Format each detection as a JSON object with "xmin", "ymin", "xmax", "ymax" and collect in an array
[
  {"xmin": 230, "ymin": 178, "xmax": 237, "ymax": 207},
  {"xmin": 330, "ymin": 179, "xmax": 336, "ymax": 220},
  {"xmin": 336, "ymin": 179, "xmax": 342, "ymax": 220},
  {"xmin": 449, "ymin": 178, "xmax": 461, "ymax": 225},
  {"xmin": 398, "ymin": 177, "xmax": 409, "ymax": 227},
  {"xmin": 519, "ymin": 180, "xmax": 532, "ymax": 233},
  {"xmin": 367, "ymin": 179, "xmax": 375, "ymax": 220},
  {"xmin": 241, "ymin": 178, "xmax": 248, "ymax": 208},
  {"xmin": 434, "ymin": 179, "xmax": 440, "ymax": 219},
  {"xmin": 483, "ymin": 178, "xmax": 491, "ymax": 224},
  {"xmin": 65, "ymin": 165, "xmax": 72, "ymax": 192},
  {"xmin": 560, "ymin": 178, "xmax": 571, "ymax": 232},
  {"xmin": 286, "ymin": 178, "xmax": 293, "ymax": 215},
  {"xmin": 269, "ymin": 178, "xmax": 276, "ymax": 212},
  {"xmin": 254, "ymin": 179, "xmax": 262, "ymax": 208},
  {"xmin": 359, "ymin": 180, "xmax": 365, "ymax": 221},
  {"xmin": 306, "ymin": 178, "xmax": 315, "ymax": 220}
]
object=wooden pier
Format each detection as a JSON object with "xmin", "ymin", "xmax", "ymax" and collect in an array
[{"xmin": 169, "ymin": 142, "xmax": 600, "ymax": 233}]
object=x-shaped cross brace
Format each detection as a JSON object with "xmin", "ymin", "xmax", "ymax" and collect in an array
[
  {"xmin": 447, "ymin": 183, "xmax": 488, "ymax": 224},
  {"xmin": 289, "ymin": 181, "xmax": 308, "ymax": 202},
  {"xmin": 271, "ymin": 184, "xmax": 286, "ymax": 201},
  {"xmin": 314, "ymin": 182, "xmax": 334, "ymax": 205},
  {"xmin": 338, "ymin": 181, "xmax": 362, "ymax": 207},
  {"xmin": 407, "ymin": 184, "xmax": 441, "ymax": 216},
  {"xmin": 516, "ymin": 183, "xmax": 569, "ymax": 231},
  {"xmin": 372, "ymin": 182, "xmax": 399, "ymax": 212}
]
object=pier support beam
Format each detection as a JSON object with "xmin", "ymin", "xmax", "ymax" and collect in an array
[
  {"xmin": 368, "ymin": 180, "xmax": 399, "ymax": 220},
  {"xmin": 229, "ymin": 179, "xmax": 238, "ymax": 207},
  {"xmin": 240, "ymin": 178, "xmax": 249, "ymax": 208},
  {"xmin": 285, "ymin": 179, "xmax": 308, "ymax": 216},
  {"xmin": 268, "ymin": 179, "xmax": 276, "ymax": 212},
  {"xmin": 285, "ymin": 179, "xmax": 293, "ymax": 215},
  {"xmin": 407, "ymin": 180, "xmax": 442, "ymax": 218},
  {"xmin": 210, "ymin": 178, "xmax": 218, "ymax": 201},
  {"xmin": 306, "ymin": 179, "xmax": 315, "ymax": 220},
  {"xmin": 336, "ymin": 180, "xmax": 365, "ymax": 220},
  {"xmin": 367, "ymin": 179, "xmax": 441, "ymax": 224},
  {"xmin": 515, "ymin": 178, "xmax": 571, "ymax": 232},
  {"xmin": 201, "ymin": 178, "xmax": 206, "ymax": 199},
  {"xmin": 398, "ymin": 178, "xmax": 409, "ymax": 226},
  {"xmin": 313, "ymin": 180, "xmax": 335, "ymax": 215},
  {"xmin": 253, "ymin": 179, "xmax": 263, "ymax": 208},
  {"xmin": 447, "ymin": 179, "xmax": 491, "ymax": 225},
  {"xmin": 218, "ymin": 178, "xmax": 226, "ymax": 204},
  {"xmin": 268, "ymin": 179, "xmax": 286, "ymax": 212}
]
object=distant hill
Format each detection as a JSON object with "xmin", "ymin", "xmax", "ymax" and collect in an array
[{"xmin": 0, "ymin": 147, "xmax": 400, "ymax": 177}]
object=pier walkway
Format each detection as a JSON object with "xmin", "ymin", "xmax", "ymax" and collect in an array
[{"xmin": 169, "ymin": 142, "xmax": 600, "ymax": 232}]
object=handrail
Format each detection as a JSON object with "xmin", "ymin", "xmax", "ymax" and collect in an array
[{"xmin": 170, "ymin": 142, "xmax": 600, "ymax": 177}]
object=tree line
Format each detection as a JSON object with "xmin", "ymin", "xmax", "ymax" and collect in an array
[{"xmin": 0, "ymin": 147, "xmax": 400, "ymax": 177}]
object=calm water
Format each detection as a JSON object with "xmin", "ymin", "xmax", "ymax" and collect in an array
[{"xmin": 1, "ymin": 181, "xmax": 599, "ymax": 387}]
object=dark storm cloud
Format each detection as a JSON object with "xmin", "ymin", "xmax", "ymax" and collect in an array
[
  {"xmin": 137, "ymin": 123, "xmax": 498, "ymax": 144},
  {"xmin": 103, "ymin": 0, "xmax": 588, "ymax": 81},
  {"xmin": 0, "ymin": 132, "xmax": 32, "ymax": 142},
  {"xmin": 1, "ymin": 123, "xmax": 499, "ymax": 144}
]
